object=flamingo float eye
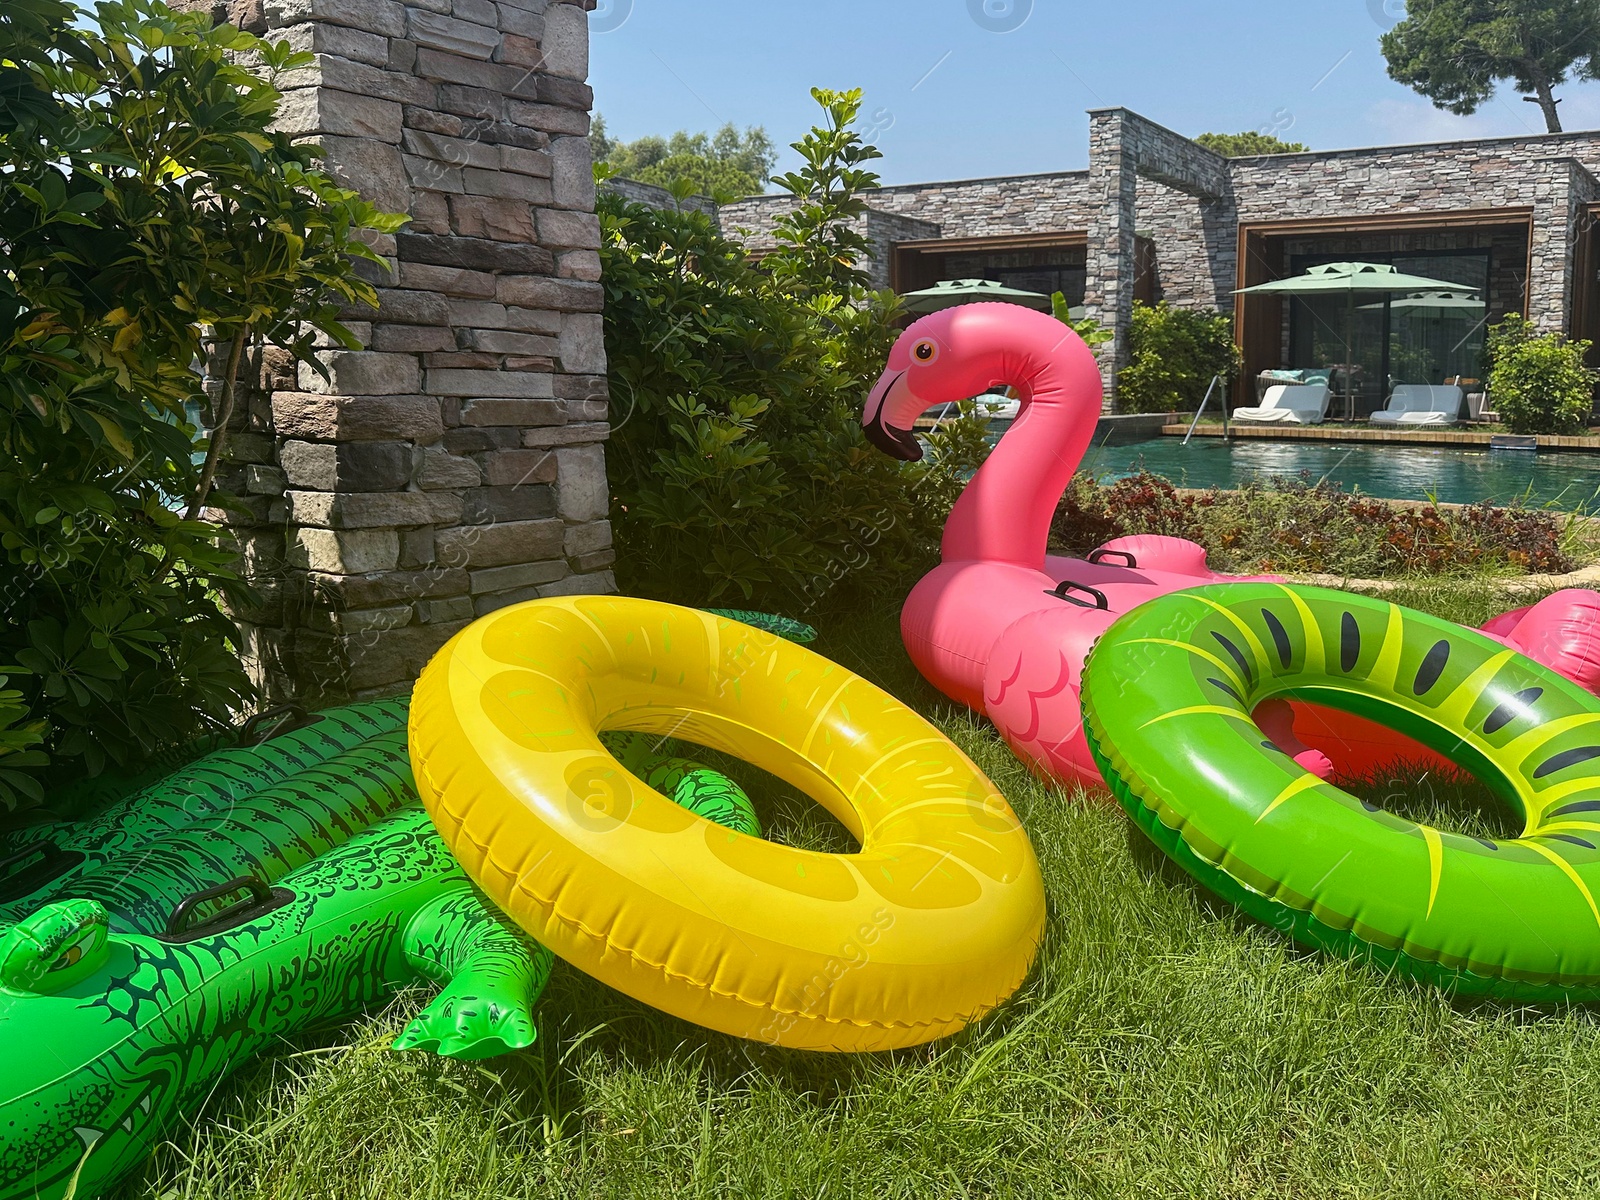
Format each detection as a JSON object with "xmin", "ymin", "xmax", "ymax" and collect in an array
[{"xmin": 912, "ymin": 339, "xmax": 939, "ymax": 364}]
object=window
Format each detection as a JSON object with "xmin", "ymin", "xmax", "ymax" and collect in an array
[{"xmin": 939, "ymin": 248, "xmax": 1088, "ymax": 306}]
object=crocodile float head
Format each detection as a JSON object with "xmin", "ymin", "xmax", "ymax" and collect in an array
[
  {"xmin": 0, "ymin": 807, "xmax": 556, "ymax": 1200},
  {"xmin": 0, "ymin": 900, "xmax": 192, "ymax": 1200}
]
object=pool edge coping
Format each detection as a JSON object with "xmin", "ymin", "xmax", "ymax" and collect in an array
[{"xmin": 1162, "ymin": 424, "xmax": 1600, "ymax": 453}]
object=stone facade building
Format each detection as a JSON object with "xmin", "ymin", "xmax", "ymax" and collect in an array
[
  {"xmin": 175, "ymin": 0, "xmax": 613, "ymax": 703},
  {"xmin": 707, "ymin": 108, "xmax": 1600, "ymax": 411}
]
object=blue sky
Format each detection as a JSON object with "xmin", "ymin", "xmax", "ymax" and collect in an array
[{"xmin": 587, "ymin": 0, "xmax": 1600, "ymax": 186}]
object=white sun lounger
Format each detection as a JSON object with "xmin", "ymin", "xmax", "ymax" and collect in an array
[
  {"xmin": 1230, "ymin": 383, "xmax": 1330, "ymax": 425},
  {"xmin": 1368, "ymin": 384, "xmax": 1464, "ymax": 427}
]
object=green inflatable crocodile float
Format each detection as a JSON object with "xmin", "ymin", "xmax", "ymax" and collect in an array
[
  {"xmin": 0, "ymin": 609, "xmax": 808, "ymax": 1200},
  {"xmin": 0, "ymin": 806, "xmax": 552, "ymax": 1200}
]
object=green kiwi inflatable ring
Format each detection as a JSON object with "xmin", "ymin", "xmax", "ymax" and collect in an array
[{"xmin": 1081, "ymin": 582, "xmax": 1600, "ymax": 1002}]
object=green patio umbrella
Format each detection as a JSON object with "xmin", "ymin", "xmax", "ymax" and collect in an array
[
  {"xmin": 1235, "ymin": 262, "xmax": 1476, "ymax": 417},
  {"xmin": 899, "ymin": 277, "xmax": 1055, "ymax": 314},
  {"xmin": 1236, "ymin": 261, "xmax": 1473, "ymax": 299},
  {"xmin": 1358, "ymin": 290, "xmax": 1485, "ymax": 318}
]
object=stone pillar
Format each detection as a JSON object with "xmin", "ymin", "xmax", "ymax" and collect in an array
[
  {"xmin": 1527, "ymin": 158, "xmax": 1596, "ymax": 334},
  {"xmin": 1085, "ymin": 109, "xmax": 1138, "ymax": 412},
  {"xmin": 186, "ymin": 0, "xmax": 612, "ymax": 703},
  {"xmin": 1084, "ymin": 108, "xmax": 1232, "ymax": 412}
]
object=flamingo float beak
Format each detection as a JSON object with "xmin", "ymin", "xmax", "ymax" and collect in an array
[{"xmin": 862, "ymin": 369, "xmax": 924, "ymax": 462}]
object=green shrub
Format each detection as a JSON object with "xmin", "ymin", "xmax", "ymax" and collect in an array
[
  {"xmin": 0, "ymin": 0, "xmax": 398, "ymax": 807},
  {"xmin": 1051, "ymin": 471, "xmax": 1573, "ymax": 578},
  {"xmin": 0, "ymin": 670, "xmax": 49, "ymax": 812},
  {"xmin": 1116, "ymin": 301, "xmax": 1240, "ymax": 413},
  {"xmin": 1050, "ymin": 290, "xmax": 1112, "ymax": 350},
  {"xmin": 1487, "ymin": 313, "xmax": 1598, "ymax": 434},
  {"xmin": 601, "ymin": 88, "xmax": 986, "ymax": 609}
]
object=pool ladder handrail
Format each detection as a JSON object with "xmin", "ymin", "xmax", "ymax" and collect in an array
[{"xmin": 1182, "ymin": 375, "xmax": 1225, "ymax": 445}]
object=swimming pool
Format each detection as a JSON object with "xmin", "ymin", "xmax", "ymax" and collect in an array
[{"xmin": 1075, "ymin": 436, "xmax": 1600, "ymax": 511}]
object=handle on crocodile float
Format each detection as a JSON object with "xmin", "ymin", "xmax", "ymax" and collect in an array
[
  {"xmin": 1045, "ymin": 580, "xmax": 1110, "ymax": 610},
  {"xmin": 237, "ymin": 703, "xmax": 319, "ymax": 746},
  {"xmin": 165, "ymin": 877, "xmax": 288, "ymax": 940},
  {"xmin": 0, "ymin": 841, "xmax": 86, "ymax": 904}
]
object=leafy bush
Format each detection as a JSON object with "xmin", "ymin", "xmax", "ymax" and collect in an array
[
  {"xmin": 1052, "ymin": 471, "xmax": 1573, "ymax": 578},
  {"xmin": 0, "ymin": 0, "xmax": 397, "ymax": 808},
  {"xmin": 1487, "ymin": 313, "xmax": 1598, "ymax": 434},
  {"xmin": 602, "ymin": 88, "xmax": 986, "ymax": 609},
  {"xmin": 0, "ymin": 671, "xmax": 49, "ymax": 812},
  {"xmin": 1051, "ymin": 290, "xmax": 1112, "ymax": 350},
  {"xmin": 1116, "ymin": 301, "xmax": 1241, "ymax": 413}
]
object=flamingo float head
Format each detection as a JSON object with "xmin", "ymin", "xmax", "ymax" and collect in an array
[
  {"xmin": 862, "ymin": 301, "xmax": 1105, "ymax": 568},
  {"xmin": 862, "ymin": 302, "xmax": 1100, "ymax": 462}
]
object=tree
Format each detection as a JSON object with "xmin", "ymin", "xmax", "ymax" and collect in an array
[
  {"xmin": 592, "ymin": 115, "xmax": 776, "ymax": 199},
  {"xmin": 1194, "ymin": 131, "xmax": 1309, "ymax": 156},
  {"xmin": 767, "ymin": 89, "xmax": 881, "ymax": 299},
  {"xmin": 1380, "ymin": 0, "xmax": 1600, "ymax": 133}
]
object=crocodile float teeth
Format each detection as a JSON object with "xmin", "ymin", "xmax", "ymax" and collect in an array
[
  {"xmin": 74, "ymin": 1126, "xmax": 102, "ymax": 1148},
  {"xmin": 139, "ymin": 1092, "xmax": 151, "ymax": 1113}
]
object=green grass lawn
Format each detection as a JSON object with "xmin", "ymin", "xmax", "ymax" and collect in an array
[{"xmin": 124, "ymin": 580, "xmax": 1600, "ymax": 1200}]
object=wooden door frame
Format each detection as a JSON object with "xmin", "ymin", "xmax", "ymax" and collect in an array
[{"xmin": 1575, "ymin": 202, "xmax": 1600, "ymax": 366}]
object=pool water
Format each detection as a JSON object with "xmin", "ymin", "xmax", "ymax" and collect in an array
[{"xmin": 1076, "ymin": 436, "xmax": 1600, "ymax": 511}]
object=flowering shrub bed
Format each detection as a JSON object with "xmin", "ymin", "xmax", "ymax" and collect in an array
[{"xmin": 1051, "ymin": 471, "xmax": 1576, "ymax": 578}]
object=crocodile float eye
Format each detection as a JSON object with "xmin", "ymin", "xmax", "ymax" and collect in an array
[
  {"xmin": 0, "ymin": 899, "xmax": 111, "ymax": 995},
  {"xmin": 912, "ymin": 339, "xmax": 939, "ymax": 364}
]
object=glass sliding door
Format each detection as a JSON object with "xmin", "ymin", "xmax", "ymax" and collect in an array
[
  {"xmin": 1387, "ymin": 252, "xmax": 1490, "ymax": 388},
  {"xmin": 1286, "ymin": 292, "xmax": 1388, "ymax": 417}
]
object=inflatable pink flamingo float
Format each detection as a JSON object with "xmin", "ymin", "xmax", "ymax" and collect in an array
[{"xmin": 862, "ymin": 302, "xmax": 1600, "ymax": 787}]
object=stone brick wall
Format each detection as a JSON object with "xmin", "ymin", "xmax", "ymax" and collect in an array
[
  {"xmin": 716, "ymin": 112, "xmax": 1600, "ymax": 413},
  {"xmin": 1079, "ymin": 110, "xmax": 1228, "ymax": 405},
  {"xmin": 1132, "ymin": 183, "xmax": 1238, "ymax": 312},
  {"xmin": 719, "ymin": 171, "xmax": 1096, "ymax": 250},
  {"xmin": 862, "ymin": 209, "xmax": 942, "ymax": 289},
  {"xmin": 1081, "ymin": 110, "xmax": 1136, "ymax": 403},
  {"xmin": 1111, "ymin": 109, "xmax": 1229, "ymax": 200},
  {"xmin": 182, "ymin": 0, "xmax": 612, "ymax": 703},
  {"xmin": 1226, "ymin": 134, "xmax": 1600, "ymax": 221},
  {"xmin": 603, "ymin": 176, "xmax": 718, "ymax": 217}
]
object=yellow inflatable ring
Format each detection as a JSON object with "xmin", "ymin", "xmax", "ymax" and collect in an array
[{"xmin": 409, "ymin": 596, "xmax": 1045, "ymax": 1052}]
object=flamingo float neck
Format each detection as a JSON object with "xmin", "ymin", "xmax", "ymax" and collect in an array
[{"xmin": 862, "ymin": 304, "xmax": 1105, "ymax": 569}]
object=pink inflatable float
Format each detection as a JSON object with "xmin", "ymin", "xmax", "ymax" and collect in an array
[{"xmin": 862, "ymin": 302, "xmax": 1600, "ymax": 786}]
